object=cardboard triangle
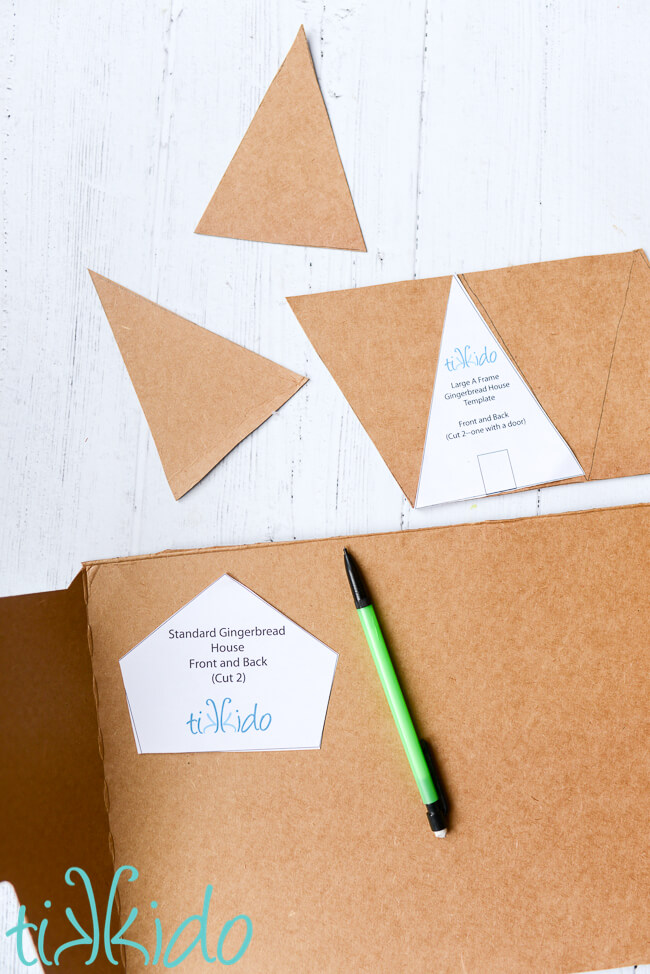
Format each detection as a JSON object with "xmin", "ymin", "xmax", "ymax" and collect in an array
[
  {"xmin": 90, "ymin": 272, "xmax": 307, "ymax": 499},
  {"xmin": 590, "ymin": 249, "xmax": 650, "ymax": 479},
  {"xmin": 461, "ymin": 251, "xmax": 634, "ymax": 474},
  {"xmin": 195, "ymin": 27, "xmax": 365, "ymax": 252},
  {"xmin": 287, "ymin": 277, "xmax": 453, "ymax": 504},
  {"xmin": 416, "ymin": 277, "xmax": 583, "ymax": 507}
]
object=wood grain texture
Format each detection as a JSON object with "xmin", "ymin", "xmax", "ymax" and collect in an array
[{"xmin": 1, "ymin": 1, "xmax": 649, "ymax": 970}]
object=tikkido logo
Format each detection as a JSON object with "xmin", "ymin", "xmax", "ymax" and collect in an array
[{"xmin": 5, "ymin": 866, "xmax": 252, "ymax": 968}]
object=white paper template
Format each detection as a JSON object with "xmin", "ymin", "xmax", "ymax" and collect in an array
[
  {"xmin": 415, "ymin": 277, "xmax": 584, "ymax": 508},
  {"xmin": 119, "ymin": 574, "xmax": 338, "ymax": 754}
]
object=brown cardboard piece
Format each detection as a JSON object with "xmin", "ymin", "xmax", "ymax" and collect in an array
[
  {"xmin": 287, "ymin": 249, "xmax": 650, "ymax": 505},
  {"xmin": 195, "ymin": 27, "xmax": 366, "ymax": 252},
  {"xmin": 0, "ymin": 575, "xmax": 121, "ymax": 973},
  {"xmin": 589, "ymin": 249, "xmax": 650, "ymax": 478},
  {"xmin": 289, "ymin": 275, "xmax": 453, "ymax": 504},
  {"xmin": 2, "ymin": 505, "xmax": 648, "ymax": 972},
  {"xmin": 89, "ymin": 272, "xmax": 307, "ymax": 500}
]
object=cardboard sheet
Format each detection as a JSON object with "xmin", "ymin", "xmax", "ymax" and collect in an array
[
  {"xmin": 0, "ymin": 575, "xmax": 120, "ymax": 973},
  {"xmin": 90, "ymin": 272, "xmax": 307, "ymax": 499},
  {"xmin": 195, "ymin": 27, "xmax": 365, "ymax": 251},
  {"xmin": 287, "ymin": 249, "xmax": 650, "ymax": 505},
  {"xmin": 71, "ymin": 505, "xmax": 649, "ymax": 973}
]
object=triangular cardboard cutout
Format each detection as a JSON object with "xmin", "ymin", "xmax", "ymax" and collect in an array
[
  {"xmin": 287, "ymin": 276, "xmax": 453, "ymax": 504},
  {"xmin": 584, "ymin": 249, "xmax": 650, "ymax": 479},
  {"xmin": 195, "ymin": 27, "xmax": 365, "ymax": 252},
  {"xmin": 120, "ymin": 574, "xmax": 338, "ymax": 754},
  {"xmin": 461, "ymin": 251, "xmax": 634, "ymax": 474},
  {"xmin": 288, "ymin": 251, "xmax": 645, "ymax": 506},
  {"xmin": 416, "ymin": 277, "xmax": 583, "ymax": 507},
  {"xmin": 90, "ymin": 272, "xmax": 307, "ymax": 499}
]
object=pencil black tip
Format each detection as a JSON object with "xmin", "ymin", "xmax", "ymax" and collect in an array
[{"xmin": 343, "ymin": 548, "xmax": 372, "ymax": 609}]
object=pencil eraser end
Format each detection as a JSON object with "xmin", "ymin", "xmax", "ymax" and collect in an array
[{"xmin": 434, "ymin": 829, "xmax": 447, "ymax": 838}]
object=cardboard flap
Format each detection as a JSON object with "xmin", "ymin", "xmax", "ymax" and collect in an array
[
  {"xmin": 0, "ymin": 575, "xmax": 120, "ymax": 973},
  {"xmin": 590, "ymin": 249, "xmax": 650, "ymax": 479},
  {"xmin": 82, "ymin": 506, "xmax": 650, "ymax": 973},
  {"xmin": 461, "ymin": 251, "xmax": 635, "ymax": 474},
  {"xmin": 287, "ymin": 276, "xmax": 453, "ymax": 504},
  {"xmin": 195, "ymin": 27, "xmax": 365, "ymax": 252},
  {"xmin": 90, "ymin": 272, "xmax": 307, "ymax": 500}
]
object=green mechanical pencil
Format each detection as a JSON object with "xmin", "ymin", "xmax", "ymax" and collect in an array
[{"xmin": 343, "ymin": 548, "xmax": 449, "ymax": 836}]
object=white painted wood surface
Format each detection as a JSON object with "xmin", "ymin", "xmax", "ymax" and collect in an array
[{"xmin": 1, "ymin": 1, "xmax": 649, "ymax": 971}]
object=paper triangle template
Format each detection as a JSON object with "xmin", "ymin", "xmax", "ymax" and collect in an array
[
  {"xmin": 195, "ymin": 26, "xmax": 365, "ymax": 251},
  {"xmin": 89, "ymin": 272, "xmax": 307, "ymax": 500},
  {"xmin": 415, "ymin": 277, "xmax": 584, "ymax": 507},
  {"xmin": 119, "ymin": 574, "xmax": 338, "ymax": 754}
]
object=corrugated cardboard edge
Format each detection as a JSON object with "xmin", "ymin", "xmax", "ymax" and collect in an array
[
  {"xmin": 81, "ymin": 567, "xmax": 126, "ymax": 972},
  {"xmin": 82, "ymin": 501, "xmax": 650, "ymax": 572}
]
